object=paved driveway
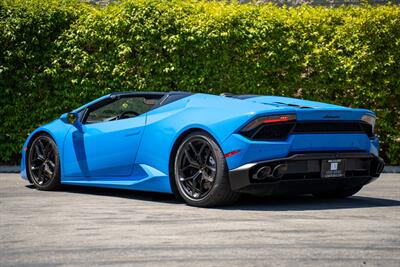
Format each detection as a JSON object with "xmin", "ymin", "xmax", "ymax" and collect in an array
[{"xmin": 1, "ymin": 173, "xmax": 399, "ymax": 267}]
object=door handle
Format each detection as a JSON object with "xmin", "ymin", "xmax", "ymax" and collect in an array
[{"xmin": 125, "ymin": 130, "xmax": 140, "ymax": 137}]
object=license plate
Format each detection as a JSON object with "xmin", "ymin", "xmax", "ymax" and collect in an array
[{"xmin": 321, "ymin": 159, "xmax": 345, "ymax": 178}]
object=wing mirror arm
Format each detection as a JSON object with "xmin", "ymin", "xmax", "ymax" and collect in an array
[{"xmin": 60, "ymin": 112, "xmax": 83, "ymax": 131}]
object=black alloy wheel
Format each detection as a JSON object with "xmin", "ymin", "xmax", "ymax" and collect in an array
[
  {"xmin": 28, "ymin": 134, "xmax": 61, "ymax": 190},
  {"xmin": 176, "ymin": 136, "xmax": 217, "ymax": 199},
  {"xmin": 174, "ymin": 131, "xmax": 240, "ymax": 207}
]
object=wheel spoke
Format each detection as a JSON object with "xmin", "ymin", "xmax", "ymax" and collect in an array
[
  {"xmin": 38, "ymin": 139, "xmax": 46, "ymax": 154},
  {"xmin": 193, "ymin": 142, "xmax": 209, "ymax": 164},
  {"xmin": 180, "ymin": 170, "xmax": 201, "ymax": 182},
  {"xmin": 188, "ymin": 142, "xmax": 197, "ymax": 155},
  {"xmin": 184, "ymin": 149, "xmax": 200, "ymax": 168},
  {"xmin": 37, "ymin": 166, "xmax": 44, "ymax": 183},
  {"xmin": 181, "ymin": 165, "xmax": 197, "ymax": 172},
  {"xmin": 31, "ymin": 159, "xmax": 43, "ymax": 170},
  {"xmin": 44, "ymin": 142, "xmax": 52, "ymax": 157},
  {"xmin": 34, "ymin": 144, "xmax": 45, "ymax": 161},
  {"xmin": 204, "ymin": 149, "xmax": 212, "ymax": 164},
  {"xmin": 44, "ymin": 164, "xmax": 53, "ymax": 178},
  {"xmin": 188, "ymin": 181, "xmax": 201, "ymax": 196},
  {"xmin": 205, "ymin": 165, "xmax": 216, "ymax": 172},
  {"xmin": 31, "ymin": 163, "xmax": 42, "ymax": 171},
  {"xmin": 30, "ymin": 158, "xmax": 43, "ymax": 168},
  {"xmin": 47, "ymin": 159, "xmax": 55, "ymax": 169}
]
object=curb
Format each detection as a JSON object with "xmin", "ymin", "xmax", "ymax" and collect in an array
[
  {"xmin": 1, "ymin": 165, "xmax": 400, "ymax": 174},
  {"xmin": 382, "ymin": 166, "xmax": 400, "ymax": 173},
  {"xmin": 0, "ymin": 165, "xmax": 20, "ymax": 173}
]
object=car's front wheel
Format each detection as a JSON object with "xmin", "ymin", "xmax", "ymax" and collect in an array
[
  {"xmin": 173, "ymin": 131, "xmax": 240, "ymax": 207},
  {"xmin": 27, "ymin": 133, "xmax": 61, "ymax": 190}
]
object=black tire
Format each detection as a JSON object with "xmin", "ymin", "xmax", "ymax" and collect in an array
[
  {"xmin": 173, "ymin": 131, "xmax": 240, "ymax": 207},
  {"xmin": 312, "ymin": 185, "xmax": 363, "ymax": 199},
  {"xmin": 27, "ymin": 133, "xmax": 61, "ymax": 190}
]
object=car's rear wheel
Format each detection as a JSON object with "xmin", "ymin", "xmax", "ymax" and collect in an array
[
  {"xmin": 312, "ymin": 185, "xmax": 363, "ymax": 199},
  {"xmin": 173, "ymin": 131, "xmax": 240, "ymax": 207},
  {"xmin": 27, "ymin": 133, "xmax": 61, "ymax": 190}
]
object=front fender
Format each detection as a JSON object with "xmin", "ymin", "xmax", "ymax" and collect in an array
[{"xmin": 20, "ymin": 119, "xmax": 73, "ymax": 181}]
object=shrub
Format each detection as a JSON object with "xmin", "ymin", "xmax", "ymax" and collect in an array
[
  {"xmin": 0, "ymin": 0, "xmax": 89, "ymax": 162},
  {"xmin": 1, "ymin": 0, "xmax": 399, "ymax": 164}
]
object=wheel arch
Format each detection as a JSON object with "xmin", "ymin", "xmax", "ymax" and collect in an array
[
  {"xmin": 25, "ymin": 130, "xmax": 57, "ymax": 183},
  {"xmin": 168, "ymin": 127, "xmax": 219, "ymax": 195}
]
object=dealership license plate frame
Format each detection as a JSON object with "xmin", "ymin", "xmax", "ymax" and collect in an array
[{"xmin": 321, "ymin": 159, "xmax": 345, "ymax": 178}]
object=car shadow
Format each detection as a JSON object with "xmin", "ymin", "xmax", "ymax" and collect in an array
[
  {"xmin": 25, "ymin": 184, "xmax": 180, "ymax": 204},
  {"xmin": 64, "ymin": 185, "xmax": 182, "ymax": 204},
  {"xmin": 220, "ymin": 194, "xmax": 400, "ymax": 211},
  {"xmin": 25, "ymin": 184, "xmax": 400, "ymax": 211}
]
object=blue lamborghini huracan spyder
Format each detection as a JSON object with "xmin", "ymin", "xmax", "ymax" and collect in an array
[{"xmin": 20, "ymin": 92, "xmax": 384, "ymax": 207}]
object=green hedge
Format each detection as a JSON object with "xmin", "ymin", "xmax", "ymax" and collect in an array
[
  {"xmin": 0, "ymin": 0, "xmax": 89, "ymax": 163},
  {"xmin": 1, "ymin": 0, "xmax": 399, "ymax": 165}
]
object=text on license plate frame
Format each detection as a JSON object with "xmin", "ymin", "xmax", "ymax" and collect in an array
[{"xmin": 321, "ymin": 159, "xmax": 345, "ymax": 178}]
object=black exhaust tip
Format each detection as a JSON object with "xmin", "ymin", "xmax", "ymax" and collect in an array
[
  {"xmin": 253, "ymin": 166, "xmax": 272, "ymax": 180},
  {"xmin": 272, "ymin": 164, "xmax": 288, "ymax": 178}
]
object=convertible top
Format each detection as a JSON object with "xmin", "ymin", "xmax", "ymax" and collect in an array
[
  {"xmin": 108, "ymin": 91, "xmax": 260, "ymax": 110},
  {"xmin": 109, "ymin": 91, "xmax": 192, "ymax": 109},
  {"xmin": 110, "ymin": 91, "xmax": 258, "ymax": 100}
]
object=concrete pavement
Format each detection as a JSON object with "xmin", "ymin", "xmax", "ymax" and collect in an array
[{"xmin": 1, "ymin": 173, "xmax": 399, "ymax": 267}]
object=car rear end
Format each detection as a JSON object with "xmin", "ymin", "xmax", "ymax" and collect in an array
[{"xmin": 222, "ymin": 99, "xmax": 384, "ymax": 196}]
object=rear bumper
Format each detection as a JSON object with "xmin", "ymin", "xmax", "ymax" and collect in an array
[{"xmin": 229, "ymin": 152, "xmax": 384, "ymax": 195}]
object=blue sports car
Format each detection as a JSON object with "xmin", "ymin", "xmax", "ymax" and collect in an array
[{"xmin": 20, "ymin": 92, "xmax": 384, "ymax": 207}]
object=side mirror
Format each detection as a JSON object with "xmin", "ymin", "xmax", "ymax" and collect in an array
[
  {"xmin": 67, "ymin": 112, "xmax": 78, "ymax": 124},
  {"xmin": 60, "ymin": 112, "xmax": 83, "ymax": 131}
]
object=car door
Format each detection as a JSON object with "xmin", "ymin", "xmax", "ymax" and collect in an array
[{"xmin": 63, "ymin": 95, "xmax": 156, "ymax": 178}]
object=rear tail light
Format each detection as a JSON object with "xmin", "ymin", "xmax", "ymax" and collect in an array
[
  {"xmin": 241, "ymin": 114, "xmax": 296, "ymax": 132},
  {"xmin": 240, "ymin": 114, "xmax": 374, "ymax": 141},
  {"xmin": 361, "ymin": 114, "xmax": 376, "ymax": 133}
]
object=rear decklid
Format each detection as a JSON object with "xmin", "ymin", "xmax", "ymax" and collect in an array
[
  {"xmin": 246, "ymin": 95, "xmax": 345, "ymax": 109},
  {"xmin": 242, "ymin": 95, "xmax": 373, "ymax": 121}
]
